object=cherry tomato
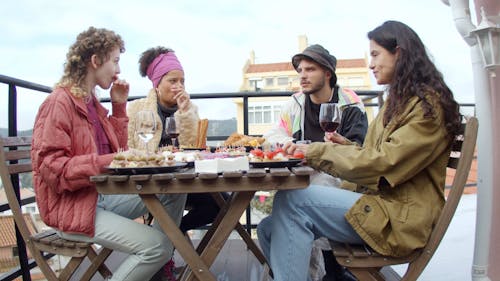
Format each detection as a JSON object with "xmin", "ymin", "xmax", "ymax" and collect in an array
[
  {"xmin": 250, "ymin": 149, "xmax": 264, "ymax": 158},
  {"xmin": 292, "ymin": 151, "xmax": 305, "ymax": 159},
  {"xmin": 264, "ymin": 151, "xmax": 276, "ymax": 160}
]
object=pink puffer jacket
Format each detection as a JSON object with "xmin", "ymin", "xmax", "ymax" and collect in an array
[{"xmin": 31, "ymin": 87, "xmax": 128, "ymax": 237}]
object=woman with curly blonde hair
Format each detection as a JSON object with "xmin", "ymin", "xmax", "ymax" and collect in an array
[{"xmin": 32, "ymin": 27, "xmax": 186, "ymax": 281}]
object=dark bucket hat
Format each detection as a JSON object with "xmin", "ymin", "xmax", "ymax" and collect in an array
[{"xmin": 292, "ymin": 44, "xmax": 337, "ymax": 85}]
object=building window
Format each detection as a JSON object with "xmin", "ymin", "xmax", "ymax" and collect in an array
[
  {"xmin": 249, "ymin": 78, "xmax": 263, "ymax": 91},
  {"xmin": 263, "ymin": 106, "xmax": 272, "ymax": 123},
  {"xmin": 274, "ymin": 107, "xmax": 281, "ymax": 122},
  {"xmin": 265, "ymin": 78, "xmax": 274, "ymax": 86},
  {"xmin": 248, "ymin": 104, "xmax": 282, "ymax": 124},
  {"xmin": 277, "ymin": 77, "xmax": 288, "ymax": 86}
]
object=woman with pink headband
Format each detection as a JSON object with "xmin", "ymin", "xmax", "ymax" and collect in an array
[
  {"xmin": 128, "ymin": 47, "xmax": 199, "ymax": 149},
  {"xmin": 127, "ymin": 46, "xmax": 228, "ymax": 281}
]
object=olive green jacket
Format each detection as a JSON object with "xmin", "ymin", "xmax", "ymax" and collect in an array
[{"xmin": 307, "ymin": 95, "xmax": 450, "ymax": 257}]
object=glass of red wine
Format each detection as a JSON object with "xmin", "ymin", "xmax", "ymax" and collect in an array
[
  {"xmin": 135, "ymin": 110, "xmax": 156, "ymax": 154},
  {"xmin": 165, "ymin": 117, "xmax": 179, "ymax": 147},
  {"xmin": 319, "ymin": 103, "xmax": 341, "ymax": 133}
]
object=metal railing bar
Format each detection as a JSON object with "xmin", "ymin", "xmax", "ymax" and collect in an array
[
  {"xmin": 0, "ymin": 74, "xmax": 52, "ymax": 93},
  {"xmin": 0, "ymin": 196, "xmax": 37, "ymax": 213},
  {"xmin": 0, "ymin": 253, "xmax": 55, "ymax": 281}
]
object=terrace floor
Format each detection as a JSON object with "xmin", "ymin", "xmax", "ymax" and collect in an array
[{"xmin": 72, "ymin": 193, "xmax": 477, "ymax": 281}]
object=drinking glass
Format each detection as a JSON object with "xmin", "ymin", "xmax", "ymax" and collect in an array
[
  {"xmin": 319, "ymin": 103, "xmax": 341, "ymax": 132},
  {"xmin": 165, "ymin": 117, "xmax": 179, "ymax": 147},
  {"xmin": 135, "ymin": 110, "xmax": 156, "ymax": 153}
]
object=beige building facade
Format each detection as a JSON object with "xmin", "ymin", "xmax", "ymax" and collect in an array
[{"xmin": 237, "ymin": 35, "xmax": 373, "ymax": 135}]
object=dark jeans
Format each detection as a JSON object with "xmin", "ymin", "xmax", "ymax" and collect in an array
[{"xmin": 180, "ymin": 192, "xmax": 230, "ymax": 232}]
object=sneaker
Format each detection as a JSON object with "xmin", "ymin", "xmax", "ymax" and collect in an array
[
  {"xmin": 163, "ymin": 259, "xmax": 177, "ymax": 281},
  {"xmin": 149, "ymin": 259, "xmax": 177, "ymax": 281}
]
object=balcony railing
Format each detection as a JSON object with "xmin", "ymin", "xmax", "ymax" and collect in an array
[{"xmin": 0, "ymin": 74, "xmax": 475, "ymax": 281}]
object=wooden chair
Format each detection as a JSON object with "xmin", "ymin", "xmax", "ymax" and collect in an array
[
  {"xmin": 329, "ymin": 116, "xmax": 478, "ymax": 281},
  {"xmin": 0, "ymin": 136, "xmax": 113, "ymax": 281}
]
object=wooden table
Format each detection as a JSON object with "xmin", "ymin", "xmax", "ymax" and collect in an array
[{"xmin": 91, "ymin": 166, "xmax": 313, "ymax": 281}]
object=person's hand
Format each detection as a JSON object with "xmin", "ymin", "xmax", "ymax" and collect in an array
[
  {"xmin": 324, "ymin": 132, "xmax": 347, "ymax": 144},
  {"xmin": 283, "ymin": 142, "xmax": 309, "ymax": 164},
  {"xmin": 110, "ymin": 79, "xmax": 129, "ymax": 103},
  {"xmin": 173, "ymin": 90, "xmax": 191, "ymax": 113}
]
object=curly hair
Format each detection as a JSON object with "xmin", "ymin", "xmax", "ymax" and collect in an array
[
  {"xmin": 368, "ymin": 21, "xmax": 462, "ymax": 139},
  {"xmin": 138, "ymin": 46, "xmax": 174, "ymax": 77},
  {"xmin": 56, "ymin": 27, "xmax": 125, "ymax": 98}
]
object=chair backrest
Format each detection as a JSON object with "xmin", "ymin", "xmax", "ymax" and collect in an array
[
  {"xmin": 403, "ymin": 116, "xmax": 478, "ymax": 279},
  {"xmin": 0, "ymin": 136, "xmax": 34, "ymax": 243},
  {"xmin": 1, "ymin": 136, "xmax": 113, "ymax": 281}
]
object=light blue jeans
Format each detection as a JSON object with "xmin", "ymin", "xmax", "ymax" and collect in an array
[
  {"xmin": 59, "ymin": 193, "xmax": 186, "ymax": 281},
  {"xmin": 257, "ymin": 185, "xmax": 364, "ymax": 281}
]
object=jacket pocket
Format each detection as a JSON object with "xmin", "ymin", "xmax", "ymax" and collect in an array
[{"xmin": 350, "ymin": 197, "xmax": 389, "ymax": 244}]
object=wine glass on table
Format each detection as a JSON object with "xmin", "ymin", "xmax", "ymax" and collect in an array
[
  {"xmin": 135, "ymin": 110, "xmax": 156, "ymax": 154},
  {"xmin": 165, "ymin": 117, "xmax": 180, "ymax": 148},
  {"xmin": 319, "ymin": 103, "xmax": 341, "ymax": 133}
]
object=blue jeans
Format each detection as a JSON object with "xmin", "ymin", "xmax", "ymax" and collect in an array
[
  {"xmin": 257, "ymin": 185, "xmax": 364, "ymax": 281},
  {"xmin": 59, "ymin": 193, "xmax": 186, "ymax": 281}
]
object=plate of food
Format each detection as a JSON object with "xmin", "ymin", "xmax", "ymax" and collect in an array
[
  {"xmin": 248, "ymin": 147, "xmax": 305, "ymax": 164},
  {"xmin": 249, "ymin": 159, "xmax": 302, "ymax": 168},
  {"xmin": 182, "ymin": 147, "xmax": 205, "ymax": 151},
  {"xmin": 244, "ymin": 146, "xmax": 262, "ymax": 152},
  {"xmin": 106, "ymin": 162, "xmax": 188, "ymax": 175},
  {"xmin": 181, "ymin": 147, "xmax": 216, "ymax": 152},
  {"xmin": 224, "ymin": 133, "xmax": 266, "ymax": 147}
]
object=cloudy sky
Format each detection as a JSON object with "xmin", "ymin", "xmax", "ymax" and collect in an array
[{"xmin": 0, "ymin": 0, "xmax": 480, "ymax": 130}]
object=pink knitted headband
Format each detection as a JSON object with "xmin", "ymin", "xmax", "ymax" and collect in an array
[{"xmin": 146, "ymin": 52, "xmax": 184, "ymax": 88}]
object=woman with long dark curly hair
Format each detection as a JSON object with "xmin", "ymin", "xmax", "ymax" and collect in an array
[
  {"xmin": 257, "ymin": 20, "xmax": 462, "ymax": 281},
  {"xmin": 370, "ymin": 21, "xmax": 462, "ymax": 139}
]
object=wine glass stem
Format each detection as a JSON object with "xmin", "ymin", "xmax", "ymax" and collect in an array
[{"xmin": 171, "ymin": 138, "xmax": 177, "ymax": 148}]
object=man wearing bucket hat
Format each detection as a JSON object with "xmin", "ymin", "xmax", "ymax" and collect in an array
[
  {"xmin": 263, "ymin": 44, "xmax": 367, "ymax": 147},
  {"xmin": 261, "ymin": 44, "xmax": 367, "ymax": 281}
]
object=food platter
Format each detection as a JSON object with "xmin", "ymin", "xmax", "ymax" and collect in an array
[
  {"xmin": 244, "ymin": 146, "xmax": 261, "ymax": 152},
  {"xmin": 182, "ymin": 147, "xmax": 216, "ymax": 152},
  {"xmin": 249, "ymin": 159, "xmax": 302, "ymax": 168},
  {"xmin": 106, "ymin": 162, "xmax": 188, "ymax": 175}
]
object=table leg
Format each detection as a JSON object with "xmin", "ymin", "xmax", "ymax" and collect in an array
[
  {"xmin": 139, "ymin": 194, "xmax": 216, "ymax": 281},
  {"xmin": 192, "ymin": 193, "xmax": 231, "ymax": 254},
  {"xmin": 211, "ymin": 192, "xmax": 268, "ymax": 265},
  {"xmin": 183, "ymin": 191, "xmax": 256, "ymax": 281}
]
